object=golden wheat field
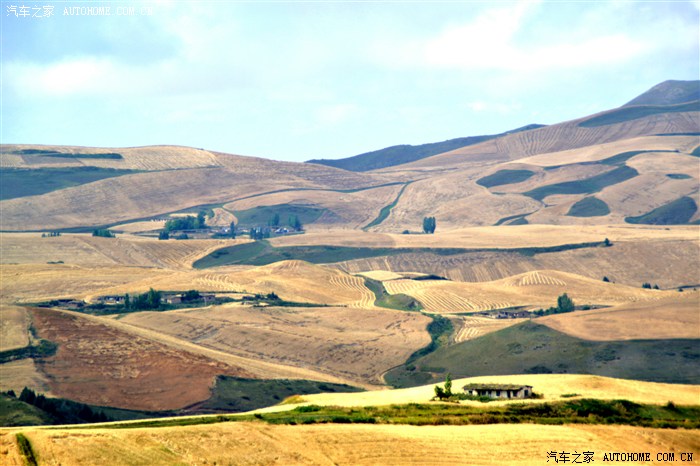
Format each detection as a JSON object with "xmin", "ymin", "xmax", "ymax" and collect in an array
[
  {"xmin": 539, "ymin": 294, "xmax": 700, "ymax": 341},
  {"xmin": 275, "ymin": 374, "xmax": 700, "ymax": 409},
  {"xmin": 506, "ymin": 134, "xmax": 699, "ymax": 168},
  {"xmin": 272, "ymin": 224, "xmax": 699, "ymax": 249},
  {"xmin": 380, "ymin": 269, "xmax": 674, "ymax": 313},
  {"xmin": 0, "ymin": 233, "xmax": 247, "ymax": 269},
  {"xmin": 2, "ymin": 422, "xmax": 698, "ymax": 466}
]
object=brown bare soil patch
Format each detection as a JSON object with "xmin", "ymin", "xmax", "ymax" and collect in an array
[
  {"xmin": 118, "ymin": 303, "xmax": 432, "ymax": 386},
  {"xmin": 540, "ymin": 294, "xmax": 700, "ymax": 341},
  {"xmin": 3, "ymin": 422, "xmax": 697, "ymax": 466},
  {"xmin": 28, "ymin": 307, "xmax": 253, "ymax": 410}
]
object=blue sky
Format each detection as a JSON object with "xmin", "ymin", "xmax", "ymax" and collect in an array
[{"xmin": 3, "ymin": 1, "xmax": 699, "ymax": 162}]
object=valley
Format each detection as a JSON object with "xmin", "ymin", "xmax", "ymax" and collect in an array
[{"xmin": 1, "ymin": 80, "xmax": 698, "ymax": 464}]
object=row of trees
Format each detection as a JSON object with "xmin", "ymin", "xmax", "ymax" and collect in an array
[
  {"xmin": 5, "ymin": 387, "xmax": 110, "ymax": 424},
  {"xmin": 124, "ymin": 288, "xmax": 161, "ymax": 311},
  {"xmin": 532, "ymin": 293, "xmax": 575, "ymax": 316},
  {"xmin": 164, "ymin": 212, "xmax": 207, "ymax": 232},
  {"xmin": 92, "ymin": 229, "xmax": 115, "ymax": 238}
]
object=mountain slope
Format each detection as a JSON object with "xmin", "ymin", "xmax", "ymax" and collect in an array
[
  {"xmin": 306, "ymin": 124, "xmax": 544, "ymax": 172},
  {"xmin": 623, "ymin": 80, "xmax": 700, "ymax": 107}
]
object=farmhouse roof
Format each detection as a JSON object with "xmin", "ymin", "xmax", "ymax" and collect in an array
[{"xmin": 462, "ymin": 383, "xmax": 532, "ymax": 391}]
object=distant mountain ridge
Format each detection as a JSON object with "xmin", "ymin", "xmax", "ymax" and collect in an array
[
  {"xmin": 623, "ymin": 80, "xmax": 700, "ymax": 107},
  {"xmin": 308, "ymin": 80, "xmax": 699, "ymax": 173},
  {"xmin": 306, "ymin": 124, "xmax": 544, "ymax": 172}
]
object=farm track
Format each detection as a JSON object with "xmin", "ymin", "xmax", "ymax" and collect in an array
[{"xmin": 45, "ymin": 308, "xmax": 367, "ymax": 388}]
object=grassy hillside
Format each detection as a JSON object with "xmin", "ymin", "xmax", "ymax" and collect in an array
[
  {"xmin": 385, "ymin": 321, "xmax": 700, "ymax": 387},
  {"xmin": 625, "ymin": 196, "xmax": 698, "ymax": 225},
  {"xmin": 524, "ymin": 165, "xmax": 638, "ymax": 201},
  {"xmin": 567, "ymin": 197, "xmax": 610, "ymax": 217},
  {"xmin": 0, "ymin": 167, "xmax": 139, "ymax": 201},
  {"xmin": 233, "ymin": 204, "xmax": 326, "ymax": 227},
  {"xmin": 193, "ymin": 241, "xmax": 607, "ymax": 268},
  {"xmin": 476, "ymin": 169, "xmax": 535, "ymax": 188},
  {"xmin": 195, "ymin": 377, "xmax": 362, "ymax": 413},
  {"xmin": 307, "ymin": 124, "xmax": 544, "ymax": 172}
]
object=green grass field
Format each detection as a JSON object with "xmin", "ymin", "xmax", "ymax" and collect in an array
[
  {"xmin": 363, "ymin": 277, "xmax": 423, "ymax": 311},
  {"xmin": 82, "ymin": 399, "xmax": 700, "ymax": 430},
  {"xmin": 567, "ymin": 197, "xmax": 611, "ymax": 217},
  {"xmin": 524, "ymin": 166, "xmax": 638, "ymax": 202},
  {"xmin": 12, "ymin": 149, "xmax": 123, "ymax": 160},
  {"xmin": 0, "ymin": 167, "xmax": 139, "ymax": 201},
  {"xmin": 476, "ymin": 170, "xmax": 535, "ymax": 188},
  {"xmin": 233, "ymin": 204, "xmax": 326, "ymax": 228},
  {"xmin": 625, "ymin": 196, "xmax": 698, "ymax": 225},
  {"xmin": 195, "ymin": 377, "xmax": 362, "ymax": 413},
  {"xmin": 385, "ymin": 321, "xmax": 700, "ymax": 388},
  {"xmin": 363, "ymin": 183, "xmax": 410, "ymax": 230},
  {"xmin": 193, "ymin": 241, "xmax": 607, "ymax": 268}
]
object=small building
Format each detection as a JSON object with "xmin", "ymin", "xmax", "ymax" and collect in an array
[
  {"xmin": 162, "ymin": 294, "xmax": 182, "ymax": 304},
  {"xmin": 481, "ymin": 309, "xmax": 531, "ymax": 319},
  {"xmin": 462, "ymin": 383, "xmax": 533, "ymax": 399},
  {"xmin": 200, "ymin": 294, "xmax": 216, "ymax": 304},
  {"xmin": 98, "ymin": 295, "xmax": 125, "ymax": 305}
]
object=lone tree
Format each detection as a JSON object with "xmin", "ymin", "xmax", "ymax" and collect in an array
[
  {"xmin": 422, "ymin": 216, "xmax": 436, "ymax": 234},
  {"xmin": 557, "ymin": 293, "xmax": 575, "ymax": 313},
  {"xmin": 433, "ymin": 373, "xmax": 453, "ymax": 401},
  {"xmin": 229, "ymin": 220, "xmax": 236, "ymax": 239}
]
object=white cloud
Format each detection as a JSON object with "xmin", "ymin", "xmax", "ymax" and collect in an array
[{"xmin": 373, "ymin": 1, "xmax": 660, "ymax": 73}]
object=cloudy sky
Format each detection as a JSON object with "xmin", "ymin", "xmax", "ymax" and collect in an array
[{"xmin": 3, "ymin": 1, "xmax": 699, "ymax": 162}]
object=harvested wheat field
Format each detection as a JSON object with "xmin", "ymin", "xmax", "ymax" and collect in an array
[
  {"xmin": 451, "ymin": 315, "xmax": 524, "ymax": 342},
  {"xmin": 28, "ymin": 307, "xmax": 254, "ymax": 410},
  {"xmin": 2, "ymin": 422, "xmax": 698, "ymax": 466},
  {"xmin": 335, "ymin": 237, "xmax": 699, "ymax": 288},
  {"xmin": 382, "ymin": 270, "xmax": 670, "ymax": 313},
  {"xmin": 118, "ymin": 303, "xmax": 432, "ymax": 387},
  {"xmin": 275, "ymin": 374, "xmax": 700, "ymax": 409},
  {"xmin": 507, "ymin": 134, "xmax": 699, "ymax": 168},
  {"xmin": 272, "ymin": 224, "xmax": 699, "ymax": 249},
  {"xmin": 226, "ymin": 261, "xmax": 377, "ymax": 308},
  {"xmin": 0, "ymin": 359, "xmax": 52, "ymax": 396},
  {"xmin": 0, "ymin": 305, "xmax": 30, "ymax": 351},
  {"xmin": 0, "ymin": 264, "xmax": 170, "ymax": 303},
  {"xmin": 0, "ymin": 233, "xmax": 247, "ymax": 269},
  {"xmin": 540, "ymin": 294, "xmax": 700, "ymax": 341}
]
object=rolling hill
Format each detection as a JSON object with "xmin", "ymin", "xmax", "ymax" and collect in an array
[
  {"xmin": 306, "ymin": 124, "xmax": 544, "ymax": 172},
  {"xmin": 1, "ymin": 81, "xmax": 698, "ymax": 233}
]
